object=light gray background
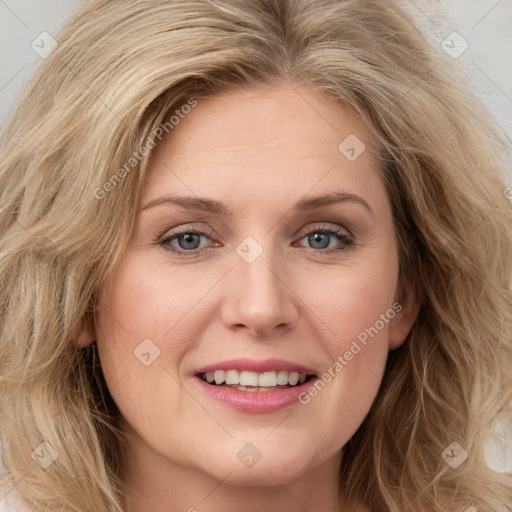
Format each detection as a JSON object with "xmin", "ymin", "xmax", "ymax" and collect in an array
[{"xmin": 0, "ymin": 0, "xmax": 511, "ymax": 480}]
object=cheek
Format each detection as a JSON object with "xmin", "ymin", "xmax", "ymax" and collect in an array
[
  {"xmin": 304, "ymin": 266, "xmax": 394, "ymax": 388},
  {"xmin": 301, "ymin": 253, "xmax": 399, "ymax": 354},
  {"xmin": 296, "ymin": 248, "xmax": 398, "ymax": 433},
  {"xmin": 93, "ymin": 256, "xmax": 192, "ymax": 417},
  {"xmin": 95, "ymin": 253, "xmax": 208, "ymax": 351}
]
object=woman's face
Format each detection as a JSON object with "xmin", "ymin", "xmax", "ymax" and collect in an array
[{"xmin": 86, "ymin": 84, "xmax": 419, "ymax": 490}]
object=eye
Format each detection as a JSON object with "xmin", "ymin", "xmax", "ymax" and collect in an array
[
  {"xmin": 159, "ymin": 227, "xmax": 217, "ymax": 255},
  {"xmin": 157, "ymin": 223, "xmax": 355, "ymax": 257},
  {"xmin": 294, "ymin": 223, "xmax": 355, "ymax": 254}
]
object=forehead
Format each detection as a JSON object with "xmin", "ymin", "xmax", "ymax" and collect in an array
[{"xmin": 142, "ymin": 83, "xmax": 381, "ymax": 207}]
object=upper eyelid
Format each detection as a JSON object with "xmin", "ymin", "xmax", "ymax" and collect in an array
[
  {"xmin": 161, "ymin": 224, "xmax": 216, "ymax": 241},
  {"xmin": 160, "ymin": 221, "xmax": 351, "ymax": 238}
]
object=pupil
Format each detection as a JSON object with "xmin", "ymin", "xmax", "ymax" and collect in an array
[
  {"xmin": 309, "ymin": 232, "xmax": 329, "ymax": 249},
  {"xmin": 179, "ymin": 233, "xmax": 200, "ymax": 250}
]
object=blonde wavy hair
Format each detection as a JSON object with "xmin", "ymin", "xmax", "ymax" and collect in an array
[{"xmin": 1, "ymin": 0, "xmax": 511, "ymax": 511}]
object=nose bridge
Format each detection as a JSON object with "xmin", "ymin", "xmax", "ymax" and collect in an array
[{"xmin": 221, "ymin": 235, "xmax": 298, "ymax": 335}]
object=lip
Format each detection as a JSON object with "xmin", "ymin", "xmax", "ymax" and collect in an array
[
  {"xmin": 193, "ymin": 374, "xmax": 319, "ymax": 413},
  {"xmin": 194, "ymin": 358, "xmax": 317, "ymax": 375}
]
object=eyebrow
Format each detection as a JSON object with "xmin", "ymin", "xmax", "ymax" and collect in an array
[{"xmin": 141, "ymin": 191, "xmax": 373, "ymax": 216}]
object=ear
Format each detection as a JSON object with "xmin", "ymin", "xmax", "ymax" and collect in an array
[
  {"xmin": 72, "ymin": 310, "xmax": 96, "ymax": 349},
  {"xmin": 388, "ymin": 275, "xmax": 423, "ymax": 351}
]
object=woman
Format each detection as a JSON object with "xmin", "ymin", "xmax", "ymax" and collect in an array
[{"xmin": 0, "ymin": 0, "xmax": 511, "ymax": 511}]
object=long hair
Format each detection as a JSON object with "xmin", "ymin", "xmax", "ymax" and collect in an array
[{"xmin": 0, "ymin": 1, "xmax": 511, "ymax": 510}]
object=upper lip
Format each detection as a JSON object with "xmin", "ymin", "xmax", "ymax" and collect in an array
[{"xmin": 195, "ymin": 358, "xmax": 317, "ymax": 376}]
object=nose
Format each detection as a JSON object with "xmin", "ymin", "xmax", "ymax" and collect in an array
[{"xmin": 220, "ymin": 246, "xmax": 299, "ymax": 337}]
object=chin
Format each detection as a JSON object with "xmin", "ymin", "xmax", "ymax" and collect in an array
[
  {"xmin": 193, "ymin": 443, "xmax": 315, "ymax": 486},
  {"xmin": 209, "ymin": 460, "xmax": 309, "ymax": 487}
]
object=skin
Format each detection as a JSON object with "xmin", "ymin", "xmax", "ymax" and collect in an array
[{"xmin": 78, "ymin": 83, "xmax": 421, "ymax": 512}]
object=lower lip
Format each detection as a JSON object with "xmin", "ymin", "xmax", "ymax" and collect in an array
[{"xmin": 193, "ymin": 375, "xmax": 319, "ymax": 413}]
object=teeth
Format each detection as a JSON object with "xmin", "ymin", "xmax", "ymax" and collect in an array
[
  {"xmin": 207, "ymin": 369, "xmax": 310, "ymax": 387},
  {"xmin": 258, "ymin": 371, "xmax": 276, "ymax": 387},
  {"xmin": 276, "ymin": 371, "xmax": 289, "ymax": 385},
  {"xmin": 214, "ymin": 370, "xmax": 225, "ymax": 385},
  {"xmin": 225, "ymin": 369, "xmax": 239, "ymax": 385},
  {"xmin": 228, "ymin": 385, "xmax": 278, "ymax": 392},
  {"xmin": 240, "ymin": 371, "xmax": 258, "ymax": 386},
  {"xmin": 288, "ymin": 372, "xmax": 299, "ymax": 386}
]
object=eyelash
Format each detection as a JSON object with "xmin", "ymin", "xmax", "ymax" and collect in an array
[{"xmin": 158, "ymin": 223, "xmax": 355, "ymax": 257}]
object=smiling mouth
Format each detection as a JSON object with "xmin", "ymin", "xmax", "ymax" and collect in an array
[{"xmin": 198, "ymin": 370, "xmax": 316, "ymax": 391}]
